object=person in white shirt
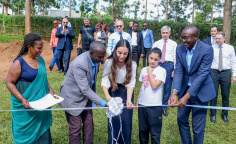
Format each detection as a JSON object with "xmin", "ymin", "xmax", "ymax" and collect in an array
[
  {"xmin": 107, "ymin": 20, "xmax": 132, "ymax": 56},
  {"xmin": 127, "ymin": 21, "xmax": 144, "ymax": 66},
  {"xmin": 102, "ymin": 39, "xmax": 137, "ymax": 144},
  {"xmin": 203, "ymin": 25, "xmax": 218, "ymax": 46},
  {"xmin": 152, "ymin": 25, "xmax": 177, "ymax": 117},
  {"xmin": 209, "ymin": 32, "xmax": 236, "ymax": 123},
  {"xmin": 135, "ymin": 48, "xmax": 166, "ymax": 144}
]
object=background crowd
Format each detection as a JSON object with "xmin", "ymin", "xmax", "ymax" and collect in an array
[{"xmin": 5, "ymin": 15, "xmax": 236, "ymax": 144}]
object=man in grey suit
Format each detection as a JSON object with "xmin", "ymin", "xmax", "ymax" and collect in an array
[{"xmin": 59, "ymin": 41, "xmax": 108, "ymax": 144}]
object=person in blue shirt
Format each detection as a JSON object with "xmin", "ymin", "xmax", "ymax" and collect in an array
[
  {"xmin": 169, "ymin": 26, "xmax": 216, "ymax": 144},
  {"xmin": 107, "ymin": 20, "xmax": 132, "ymax": 56},
  {"xmin": 142, "ymin": 23, "xmax": 154, "ymax": 67},
  {"xmin": 59, "ymin": 41, "xmax": 108, "ymax": 144}
]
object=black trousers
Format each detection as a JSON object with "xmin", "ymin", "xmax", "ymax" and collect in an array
[
  {"xmin": 138, "ymin": 105, "xmax": 162, "ymax": 144},
  {"xmin": 210, "ymin": 69, "xmax": 231, "ymax": 116},
  {"xmin": 108, "ymin": 84, "xmax": 133, "ymax": 144},
  {"xmin": 132, "ymin": 46, "xmax": 140, "ymax": 67},
  {"xmin": 82, "ymin": 44, "xmax": 90, "ymax": 53},
  {"xmin": 143, "ymin": 48, "xmax": 151, "ymax": 67}
]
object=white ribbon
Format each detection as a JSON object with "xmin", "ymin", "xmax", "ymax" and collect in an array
[{"xmin": 106, "ymin": 97, "xmax": 125, "ymax": 144}]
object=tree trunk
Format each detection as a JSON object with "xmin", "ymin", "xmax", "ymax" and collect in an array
[
  {"xmin": 112, "ymin": 0, "xmax": 114, "ymax": 19},
  {"xmin": 25, "ymin": 0, "xmax": 31, "ymax": 34},
  {"xmin": 32, "ymin": 0, "xmax": 35, "ymax": 16},
  {"xmin": 175, "ymin": 12, "xmax": 177, "ymax": 22},
  {"xmin": 157, "ymin": 0, "xmax": 159, "ymax": 22},
  {"xmin": 2, "ymin": 5, "xmax": 4, "ymax": 15},
  {"xmin": 69, "ymin": 0, "xmax": 72, "ymax": 18},
  {"xmin": 223, "ymin": 0, "xmax": 232, "ymax": 44},
  {"xmin": 43, "ymin": 1, "xmax": 45, "ymax": 16},
  {"xmin": 211, "ymin": 4, "xmax": 214, "ymax": 26},
  {"xmin": 5, "ymin": 0, "xmax": 8, "ymax": 16},
  {"xmin": 98, "ymin": 0, "xmax": 100, "ymax": 16},
  {"xmin": 145, "ymin": 0, "xmax": 147, "ymax": 21},
  {"xmin": 165, "ymin": 0, "xmax": 168, "ymax": 21},
  {"xmin": 81, "ymin": 0, "xmax": 84, "ymax": 18},
  {"xmin": 192, "ymin": 1, "xmax": 194, "ymax": 23},
  {"xmin": 18, "ymin": 5, "xmax": 20, "ymax": 15}
]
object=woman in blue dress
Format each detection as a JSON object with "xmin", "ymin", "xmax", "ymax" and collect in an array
[{"xmin": 6, "ymin": 33, "xmax": 56, "ymax": 144}]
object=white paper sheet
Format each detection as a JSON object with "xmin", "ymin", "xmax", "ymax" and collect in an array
[{"xmin": 29, "ymin": 94, "xmax": 64, "ymax": 110}]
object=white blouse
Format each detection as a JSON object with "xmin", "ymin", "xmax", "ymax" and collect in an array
[{"xmin": 101, "ymin": 59, "xmax": 137, "ymax": 88}]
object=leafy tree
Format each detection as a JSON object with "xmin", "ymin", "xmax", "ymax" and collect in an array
[
  {"xmin": 194, "ymin": 0, "xmax": 222, "ymax": 24},
  {"xmin": 161, "ymin": 0, "xmax": 190, "ymax": 22},
  {"xmin": 103, "ymin": 0, "xmax": 129, "ymax": 19},
  {"xmin": 11, "ymin": 0, "xmax": 24, "ymax": 15},
  {"xmin": 129, "ymin": 0, "xmax": 141, "ymax": 19},
  {"xmin": 35, "ymin": 0, "xmax": 60, "ymax": 16}
]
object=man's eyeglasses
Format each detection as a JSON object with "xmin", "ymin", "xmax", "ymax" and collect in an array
[
  {"xmin": 116, "ymin": 25, "xmax": 122, "ymax": 28},
  {"xmin": 53, "ymin": 23, "xmax": 57, "ymax": 24},
  {"xmin": 63, "ymin": 22, "xmax": 68, "ymax": 23},
  {"xmin": 181, "ymin": 34, "xmax": 197, "ymax": 40}
]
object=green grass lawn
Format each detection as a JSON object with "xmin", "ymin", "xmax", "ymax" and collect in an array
[
  {"xmin": 0, "ymin": 35, "xmax": 24, "ymax": 43},
  {"xmin": 1, "ymin": 65, "xmax": 236, "ymax": 143}
]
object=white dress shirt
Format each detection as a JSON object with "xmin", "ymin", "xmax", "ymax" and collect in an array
[
  {"xmin": 143, "ymin": 30, "xmax": 147, "ymax": 38},
  {"xmin": 101, "ymin": 59, "xmax": 137, "ymax": 88},
  {"xmin": 153, "ymin": 38, "xmax": 177, "ymax": 64},
  {"xmin": 211, "ymin": 36, "xmax": 216, "ymax": 46},
  {"xmin": 211, "ymin": 43, "xmax": 236, "ymax": 76},
  {"xmin": 131, "ymin": 32, "xmax": 138, "ymax": 46}
]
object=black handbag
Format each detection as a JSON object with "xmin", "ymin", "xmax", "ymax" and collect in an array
[
  {"xmin": 83, "ymin": 26, "xmax": 95, "ymax": 44},
  {"xmin": 77, "ymin": 48, "xmax": 82, "ymax": 56}
]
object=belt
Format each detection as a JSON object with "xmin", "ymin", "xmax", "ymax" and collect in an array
[
  {"xmin": 211, "ymin": 69, "xmax": 230, "ymax": 72},
  {"xmin": 160, "ymin": 61, "xmax": 173, "ymax": 64}
]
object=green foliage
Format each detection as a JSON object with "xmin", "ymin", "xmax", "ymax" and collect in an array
[
  {"xmin": 0, "ymin": 15, "xmax": 236, "ymax": 46},
  {"xmin": 0, "ymin": 34, "xmax": 24, "ymax": 43},
  {"xmin": 102, "ymin": 0, "xmax": 130, "ymax": 18}
]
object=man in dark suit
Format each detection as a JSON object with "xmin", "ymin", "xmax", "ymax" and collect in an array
[
  {"xmin": 128, "ymin": 21, "xmax": 144, "ymax": 66},
  {"xmin": 56, "ymin": 18, "xmax": 75, "ymax": 75},
  {"xmin": 127, "ymin": 20, "xmax": 133, "ymax": 34},
  {"xmin": 168, "ymin": 26, "xmax": 216, "ymax": 144},
  {"xmin": 59, "ymin": 41, "xmax": 108, "ymax": 144},
  {"xmin": 203, "ymin": 25, "xmax": 218, "ymax": 46}
]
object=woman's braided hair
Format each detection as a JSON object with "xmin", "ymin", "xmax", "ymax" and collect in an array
[{"xmin": 17, "ymin": 32, "xmax": 42, "ymax": 58}]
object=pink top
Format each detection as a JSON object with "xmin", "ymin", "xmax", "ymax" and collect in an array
[{"xmin": 50, "ymin": 26, "xmax": 59, "ymax": 47}]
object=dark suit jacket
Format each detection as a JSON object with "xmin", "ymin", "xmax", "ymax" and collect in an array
[
  {"xmin": 203, "ymin": 36, "xmax": 212, "ymax": 46},
  {"xmin": 173, "ymin": 39, "xmax": 216, "ymax": 102},
  {"xmin": 127, "ymin": 28, "xmax": 132, "ymax": 34},
  {"xmin": 128, "ymin": 30, "xmax": 144, "ymax": 55},
  {"xmin": 55, "ymin": 26, "xmax": 75, "ymax": 50},
  {"xmin": 59, "ymin": 52, "xmax": 103, "ymax": 116}
]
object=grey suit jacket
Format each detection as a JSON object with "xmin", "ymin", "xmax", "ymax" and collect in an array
[{"xmin": 59, "ymin": 51, "xmax": 104, "ymax": 116}]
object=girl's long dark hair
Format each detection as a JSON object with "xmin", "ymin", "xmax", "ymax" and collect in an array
[
  {"xmin": 107, "ymin": 39, "xmax": 136, "ymax": 91},
  {"xmin": 17, "ymin": 32, "xmax": 42, "ymax": 58}
]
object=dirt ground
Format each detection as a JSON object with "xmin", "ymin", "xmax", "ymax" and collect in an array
[{"xmin": 0, "ymin": 40, "xmax": 80, "ymax": 80}]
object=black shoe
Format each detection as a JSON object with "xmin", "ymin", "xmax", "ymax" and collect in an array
[
  {"xmin": 210, "ymin": 116, "xmax": 216, "ymax": 123},
  {"xmin": 222, "ymin": 115, "xmax": 229, "ymax": 123},
  {"xmin": 49, "ymin": 66, "xmax": 53, "ymax": 71},
  {"xmin": 163, "ymin": 110, "xmax": 168, "ymax": 117},
  {"xmin": 59, "ymin": 69, "xmax": 64, "ymax": 73}
]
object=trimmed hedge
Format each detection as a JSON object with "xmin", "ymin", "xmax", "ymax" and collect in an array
[{"xmin": 0, "ymin": 15, "xmax": 235, "ymax": 46}]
